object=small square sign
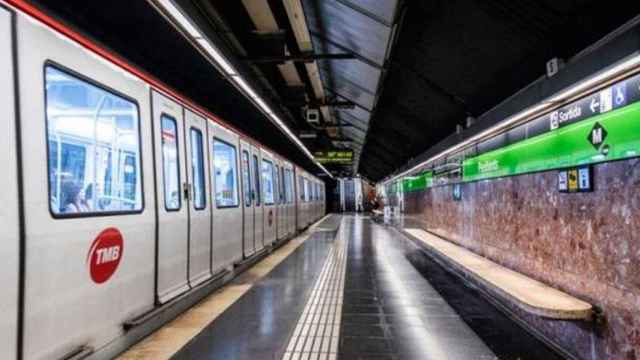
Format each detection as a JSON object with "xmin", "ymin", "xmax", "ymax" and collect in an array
[
  {"xmin": 558, "ymin": 171, "xmax": 568, "ymax": 192},
  {"xmin": 600, "ymin": 88, "xmax": 613, "ymax": 113},
  {"xmin": 452, "ymin": 184, "xmax": 462, "ymax": 201},
  {"xmin": 578, "ymin": 166, "xmax": 592, "ymax": 192},
  {"xmin": 567, "ymin": 169, "xmax": 579, "ymax": 192}
]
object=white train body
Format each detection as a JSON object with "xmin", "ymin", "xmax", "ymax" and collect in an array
[{"xmin": 0, "ymin": 2, "xmax": 326, "ymax": 359}]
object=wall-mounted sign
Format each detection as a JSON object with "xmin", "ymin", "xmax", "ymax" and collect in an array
[
  {"xmin": 559, "ymin": 165, "xmax": 593, "ymax": 193},
  {"xmin": 558, "ymin": 171, "xmax": 568, "ymax": 191},
  {"xmin": 452, "ymin": 184, "xmax": 462, "ymax": 201},
  {"xmin": 463, "ymin": 73, "xmax": 640, "ymax": 183},
  {"xmin": 578, "ymin": 166, "xmax": 592, "ymax": 191},
  {"xmin": 314, "ymin": 150, "xmax": 353, "ymax": 164},
  {"xmin": 567, "ymin": 169, "xmax": 579, "ymax": 192}
]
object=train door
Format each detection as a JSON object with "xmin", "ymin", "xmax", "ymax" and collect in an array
[
  {"xmin": 285, "ymin": 166, "xmax": 295, "ymax": 235},
  {"xmin": 211, "ymin": 125, "xmax": 243, "ymax": 270},
  {"xmin": 185, "ymin": 110, "xmax": 211, "ymax": 286},
  {"xmin": 253, "ymin": 146, "xmax": 264, "ymax": 251},
  {"xmin": 261, "ymin": 151, "xmax": 276, "ymax": 245},
  {"xmin": 240, "ymin": 140, "xmax": 254, "ymax": 257},
  {"xmin": 296, "ymin": 172, "xmax": 305, "ymax": 230},
  {"xmin": 0, "ymin": 7, "xmax": 18, "ymax": 359},
  {"xmin": 19, "ymin": 16, "xmax": 155, "ymax": 359},
  {"xmin": 152, "ymin": 91, "xmax": 190, "ymax": 303},
  {"xmin": 276, "ymin": 161, "xmax": 285, "ymax": 240},
  {"xmin": 274, "ymin": 161, "xmax": 281, "ymax": 240}
]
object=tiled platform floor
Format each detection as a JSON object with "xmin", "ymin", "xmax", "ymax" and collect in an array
[{"xmin": 129, "ymin": 214, "xmax": 564, "ymax": 359}]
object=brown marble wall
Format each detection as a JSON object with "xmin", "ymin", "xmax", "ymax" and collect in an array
[{"xmin": 403, "ymin": 158, "xmax": 640, "ymax": 360}]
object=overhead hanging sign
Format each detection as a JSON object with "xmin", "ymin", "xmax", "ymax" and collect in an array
[{"xmin": 314, "ymin": 150, "xmax": 353, "ymax": 164}]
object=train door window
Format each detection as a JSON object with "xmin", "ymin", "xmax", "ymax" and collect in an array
[
  {"xmin": 45, "ymin": 65, "xmax": 142, "ymax": 216},
  {"xmin": 213, "ymin": 139, "xmax": 238, "ymax": 207},
  {"xmin": 279, "ymin": 167, "xmax": 287, "ymax": 204},
  {"xmin": 285, "ymin": 169, "xmax": 293, "ymax": 204},
  {"xmin": 302, "ymin": 178, "xmax": 311, "ymax": 202},
  {"xmin": 261, "ymin": 159, "xmax": 275, "ymax": 205},
  {"xmin": 190, "ymin": 128, "xmax": 206, "ymax": 210},
  {"xmin": 274, "ymin": 165, "xmax": 281, "ymax": 204},
  {"xmin": 253, "ymin": 155, "xmax": 261, "ymax": 205},
  {"xmin": 161, "ymin": 115, "xmax": 181, "ymax": 211},
  {"xmin": 299, "ymin": 176, "xmax": 305, "ymax": 201},
  {"xmin": 242, "ymin": 150, "xmax": 251, "ymax": 206}
]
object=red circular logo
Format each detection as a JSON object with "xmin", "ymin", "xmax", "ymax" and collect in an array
[{"xmin": 86, "ymin": 227, "xmax": 124, "ymax": 284}]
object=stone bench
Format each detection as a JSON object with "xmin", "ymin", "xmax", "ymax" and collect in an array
[{"xmin": 403, "ymin": 228, "xmax": 593, "ymax": 321}]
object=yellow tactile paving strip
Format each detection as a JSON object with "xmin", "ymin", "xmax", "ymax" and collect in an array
[
  {"xmin": 404, "ymin": 228, "xmax": 593, "ymax": 320},
  {"xmin": 119, "ymin": 215, "xmax": 332, "ymax": 360}
]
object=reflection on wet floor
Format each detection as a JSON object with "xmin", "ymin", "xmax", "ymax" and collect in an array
[
  {"xmin": 129, "ymin": 214, "xmax": 564, "ymax": 360},
  {"xmin": 405, "ymin": 240, "xmax": 565, "ymax": 360},
  {"xmin": 339, "ymin": 215, "xmax": 496, "ymax": 360}
]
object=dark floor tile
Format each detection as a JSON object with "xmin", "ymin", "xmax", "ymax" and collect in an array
[
  {"xmin": 342, "ymin": 314, "xmax": 383, "ymax": 325},
  {"xmin": 342, "ymin": 304, "xmax": 382, "ymax": 315},
  {"xmin": 340, "ymin": 336, "xmax": 393, "ymax": 355},
  {"xmin": 341, "ymin": 324, "xmax": 386, "ymax": 338}
]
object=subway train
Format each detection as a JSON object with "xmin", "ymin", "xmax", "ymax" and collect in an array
[{"xmin": 0, "ymin": 2, "xmax": 326, "ymax": 359}]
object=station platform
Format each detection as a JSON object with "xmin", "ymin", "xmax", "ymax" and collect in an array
[{"xmin": 120, "ymin": 214, "xmax": 563, "ymax": 360}]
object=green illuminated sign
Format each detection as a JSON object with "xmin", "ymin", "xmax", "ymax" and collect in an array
[
  {"xmin": 463, "ymin": 102, "xmax": 640, "ymax": 181},
  {"xmin": 314, "ymin": 150, "xmax": 353, "ymax": 164},
  {"xmin": 391, "ymin": 73, "xmax": 640, "ymax": 189},
  {"xmin": 402, "ymin": 171, "xmax": 433, "ymax": 192}
]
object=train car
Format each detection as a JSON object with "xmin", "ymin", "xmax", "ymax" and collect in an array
[{"xmin": 0, "ymin": 2, "xmax": 326, "ymax": 359}]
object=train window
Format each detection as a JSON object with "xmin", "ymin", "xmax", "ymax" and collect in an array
[
  {"xmin": 161, "ymin": 114, "xmax": 181, "ymax": 211},
  {"xmin": 303, "ymin": 178, "xmax": 310, "ymax": 202},
  {"xmin": 310, "ymin": 182, "xmax": 315, "ymax": 201},
  {"xmin": 274, "ymin": 165, "xmax": 281, "ymax": 204},
  {"xmin": 213, "ymin": 139, "xmax": 238, "ymax": 207},
  {"xmin": 190, "ymin": 128, "xmax": 206, "ymax": 210},
  {"xmin": 299, "ymin": 176, "xmax": 305, "ymax": 201},
  {"xmin": 279, "ymin": 166, "xmax": 286, "ymax": 204},
  {"xmin": 242, "ymin": 150, "xmax": 251, "ymax": 207},
  {"xmin": 262, "ymin": 159, "xmax": 275, "ymax": 205},
  {"xmin": 285, "ymin": 169, "xmax": 293, "ymax": 204},
  {"xmin": 253, "ymin": 155, "xmax": 261, "ymax": 206},
  {"xmin": 45, "ymin": 65, "xmax": 143, "ymax": 216}
]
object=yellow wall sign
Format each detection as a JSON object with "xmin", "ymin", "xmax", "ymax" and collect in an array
[{"xmin": 567, "ymin": 169, "xmax": 579, "ymax": 192}]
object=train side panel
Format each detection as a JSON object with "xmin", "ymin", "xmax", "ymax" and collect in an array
[
  {"xmin": 0, "ymin": 6, "xmax": 18, "ymax": 359},
  {"xmin": 18, "ymin": 14, "xmax": 155, "ymax": 359}
]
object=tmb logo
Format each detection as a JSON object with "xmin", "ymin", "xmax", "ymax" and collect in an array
[{"xmin": 87, "ymin": 228, "xmax": 124, "ymax": 284}]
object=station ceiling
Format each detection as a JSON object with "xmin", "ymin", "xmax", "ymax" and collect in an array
[{"xmin": 31, "ymin": 0, "xmax": 640, "ymax": 182}]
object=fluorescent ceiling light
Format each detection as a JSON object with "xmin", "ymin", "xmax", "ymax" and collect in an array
[
  {"xmin": 150, "ymin": 0, "xmax": 332, "ymax": 178},
  {"xmin": 387, "ymin": 52, "xmax": 640, "ymax": 183},
  {"xmin": 232, "ymin": 76, "xmax": 259, "ymax": 99},
  {"xmin": 195, "ymin": 39, "xmax": 237, "ymax": 75},
  {"xmin": 548, "ymin": 51, "xmax": 640, "ymax": 103},
  {"xmin": 155, "ymin": 0, "xmax": 202, "ymax": 38}
]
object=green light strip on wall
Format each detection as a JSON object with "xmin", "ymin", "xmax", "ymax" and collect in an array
[{"xmin": 462, "ymin": 101, "xmax": 640, "ymax": 182}]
